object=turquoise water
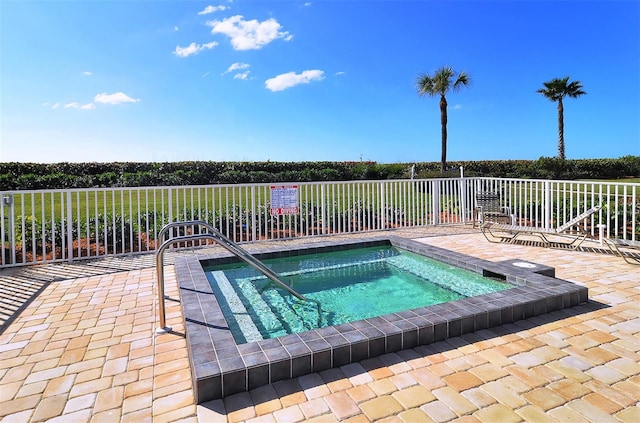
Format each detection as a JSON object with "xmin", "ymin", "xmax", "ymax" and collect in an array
[{"xmin": 204, "ymin": 246, "xmax": 512, "ymax": 343}]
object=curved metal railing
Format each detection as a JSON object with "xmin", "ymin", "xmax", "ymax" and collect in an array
[{"xmin": 155, "ymin": 220, "xmax": 322, "ymax": 333}]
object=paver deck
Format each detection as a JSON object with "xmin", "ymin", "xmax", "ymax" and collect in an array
[{"xmin": 0, "ymin": 227, "xmax": 638, "ymax": 422}]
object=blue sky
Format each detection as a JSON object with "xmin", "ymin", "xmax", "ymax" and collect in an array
[{"xmin": 1, "ymin": 0, "xmax": 638, "ymax": 164}]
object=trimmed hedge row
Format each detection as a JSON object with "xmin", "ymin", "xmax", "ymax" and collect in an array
[
  {"xmin": 1, "ymin": 156, "xmax": 638, "ymax": 191},
  {"xmin": 417, "ymin": 156, "xmax": 640, "ymax": 180}
]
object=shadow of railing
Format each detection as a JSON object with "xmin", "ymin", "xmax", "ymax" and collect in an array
[{"xmin": 0, "ymin": 248, "xmax": 220, "ymax": 334}]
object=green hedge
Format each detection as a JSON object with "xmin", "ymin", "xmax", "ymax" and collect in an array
[{"xmin": 1, "ymin": 156, "xmax": 638, "ymax": 191}]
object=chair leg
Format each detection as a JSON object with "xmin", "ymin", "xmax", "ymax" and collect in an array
[
  {"xmin": 604, "ymin": 239, "xmax": 640, "ymax": 265},
  {"xmin": 481, "ymin": 226, "xmax": 514, "ymax": 244}
]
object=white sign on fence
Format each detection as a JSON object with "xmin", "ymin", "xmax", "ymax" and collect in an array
[{"xmin": 270, "ymin": 185, "xmax": 299, "ymax": 215}]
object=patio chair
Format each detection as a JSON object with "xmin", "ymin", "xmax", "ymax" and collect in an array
[
  {"xmin": 603, "ymin": 238, "xmax": 640, "ymax": 265},
  {"xmin": 481, "ymin": 204, "xmax": 602, "ymax": 249},
  {"xmin": 473, "ymin": 192, "xmax": 515, "ymax": 227}
]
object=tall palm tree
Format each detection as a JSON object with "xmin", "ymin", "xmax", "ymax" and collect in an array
[
  {"xmin": 416, "ymin": 66, "xmax": 471, "ymax": 174},
  {"xmin": 537, "ymin": 76, "xmax": 586, "ymax": 160}
]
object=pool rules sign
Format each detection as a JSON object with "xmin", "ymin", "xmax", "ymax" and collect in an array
[{"xmin": 270, "ymin": 185, "xmax": 299, "ymax": 215}]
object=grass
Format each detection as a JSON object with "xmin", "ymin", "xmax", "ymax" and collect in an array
[
  {"xmin": 501, "ymin": 179, "xmax": 640, "ymax": 207},
  {"xmin": 580, "ymin": 178, "xmax": 640, "ymax": 196},
  {"xmin": 3, "ymin": 179, "xmax": 638, "ymax": 224},
  {"xmin": 4, "ymin": 182, "xmax": 431, "ymax": 223},
  {"xmin": 582, "ymin": 178, "xmax": 640, "ymax": 183},
  {"xmin": 5, "ymin": 187, "xmax": 264, "ymax": 223}
]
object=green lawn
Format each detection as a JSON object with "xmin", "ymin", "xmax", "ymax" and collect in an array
[
  {"xmin": 4, "ymin": 182, "xmax": 431, "ymax": 223},
  {"xmin": 4, "ymin": 179, "xmax": 637, "ymax": 224}
]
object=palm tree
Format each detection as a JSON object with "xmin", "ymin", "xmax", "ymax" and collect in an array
[
  {"xmin": 537, "ymin": 76, "xmax": 586, "ymax": 160},
  {"xmin": 416, "ymin": 66, "xmax": 471, "ymax": 174}
]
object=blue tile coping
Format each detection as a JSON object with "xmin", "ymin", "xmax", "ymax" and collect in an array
[{"xmin": 174, "ymin": 236, "xmax": 588, "ymax": 403}]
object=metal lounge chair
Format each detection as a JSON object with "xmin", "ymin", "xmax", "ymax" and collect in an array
[
  {"xmin": 473, "ymin": 191, "xmax": 515, "ymax": 227},
  {"xmin": 481, "ymin": 204, "xmax": 602, "ymax": 249},
  {"xmin": 602, "ymin": 238, "xmax": 640, "ymax": 265}
]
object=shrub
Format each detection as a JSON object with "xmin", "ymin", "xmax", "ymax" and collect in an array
[
  {"xmin": 88, "ymin": 213, "xmax": 137, "ymax": 253},
  {"xmin": 14, "ymin": 215, "xmax": 72, "ymax": 252},
  {"xmin": 1, "ymin": 157, "xmax": 638, "ymax": 190}
]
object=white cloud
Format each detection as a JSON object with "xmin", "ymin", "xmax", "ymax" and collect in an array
[
  {"xmin": 174, "ymin": 26, "xmax": 179, "ymax": 31},
  {"xmin": 198, "ymin": 5, "xmax": 227, "ymax": 15},
  {"xmin": 265, "ymin": 70, "xmax": 324, "ymax": 92},
  {"xmin": 173, "ymin": 41, "xmax": 218, "ymax": 57},
  {"xmin": 202, "ymin": 71, "xmax": 211, "ymax": 77},
  {"xmin": 94, "ymin": 92, "xmax": 141, "ymax": 105},
  {"xmin": 82, "ymin": 71, "xmax": 93, "ymax": 76},
  {"xmin": 62, "ymin": 102, "xmax": 95, "ymax": 110},
  {"xmin": 52, "ymin": 103, "xmax": 61, "ymax": 109},
  {"xmin": 233, "ymin": 71, "xmax": 250, "ymax": 80},
  {"xmin": 335, "ymin": 71, "xmax": 346, "ymax": 76},
  {"xmin": 304, "ymin": 2, "xmax": 312, "ymax": 6},
  {"xmin": 208, "ymin": 15, "xmax": 292, "ymax": 50},
  {"xmin": 222, "ymin": 63, "xmax": 251, "ymax": 80},
  {"xmin": 226, "ymin": 62, "xmax": 249, "ymax": 73}
]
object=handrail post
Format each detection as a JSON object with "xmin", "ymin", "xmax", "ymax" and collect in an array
[{"xmin": 155, "ymin": 244, "xmax": 171, "ymax": 334}]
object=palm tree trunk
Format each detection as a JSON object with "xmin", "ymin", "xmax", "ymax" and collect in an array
[
  {"xmin": 557, "ymin": 98, "xmax": 565, "ymax": 160},
  {"xmin": 440, "ymin": 95, "xmax": 448, "ymax": 174}
]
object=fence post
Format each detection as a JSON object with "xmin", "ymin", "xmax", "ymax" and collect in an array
[
  {"xmin": 168, "ymin": 188, "xmax": 174, "ymax": 224},
  {"xmin": 544, "ymin": 180, "xmax": 552, "ymax": 229},
  {"xmin": 0, "ymin": 196, "xmax": 4, "ymax": 266},
  {"xmin": 432, "ymin": 181, "xmax": 440, "ymax": 225},
  {"xmin": 66, "ymin": 191, "xmax": 74, "ymax": 263},
  {"xmin": 380, "ymin": 182, "xmax": 386, "ymax": 229},
  {"xmin": 2, "ymin": 194, "xmax": 16, "ymax": 265},
  {"xmin": 459, "ymin": 175, "xmax": 467, "ymax": 225},
  {"xmin": 321, "ymin": 184, "xmax": 326, "ymax": 235},
  {"xmin": 251, "ymin": 185, "xmax": 257, "ymax": 241}
]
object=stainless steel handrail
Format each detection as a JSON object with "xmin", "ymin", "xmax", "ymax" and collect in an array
[{"xmin": 155, "ymin": 220, "xmax": 322, "ymax": 334}]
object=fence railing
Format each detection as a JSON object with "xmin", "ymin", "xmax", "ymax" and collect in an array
[{"xmin": 1, "ymin": 177, "xmax": 638, "ymax": 267}]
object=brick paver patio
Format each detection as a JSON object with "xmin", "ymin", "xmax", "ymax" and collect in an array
[{"xmin": 1, "ymin": 227, "xmax": 638, "ymax": 422}]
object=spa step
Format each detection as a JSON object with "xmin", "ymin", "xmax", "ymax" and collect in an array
[
  {"xmin": 235, "ymin": 275, "xmax": 298, "ymax": 339},
  {"xmin": 260, "ymin": 286, "xmax": 321, "ymax": 333},
  {"xmin": 274, "ymin": 257, "xmax": 388, "ymax": 281},
  {"xmin": 385, "ymin": 255, "xmax": 511, "ymax": 297},
  {"xmin": 209, "ymin": 271, "xmax": 265, "ymax": 343}
]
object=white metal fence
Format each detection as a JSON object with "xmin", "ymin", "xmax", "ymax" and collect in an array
[{"xmin": 1, "ymin": 177, "xmax": 638, "ymax": 267}]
